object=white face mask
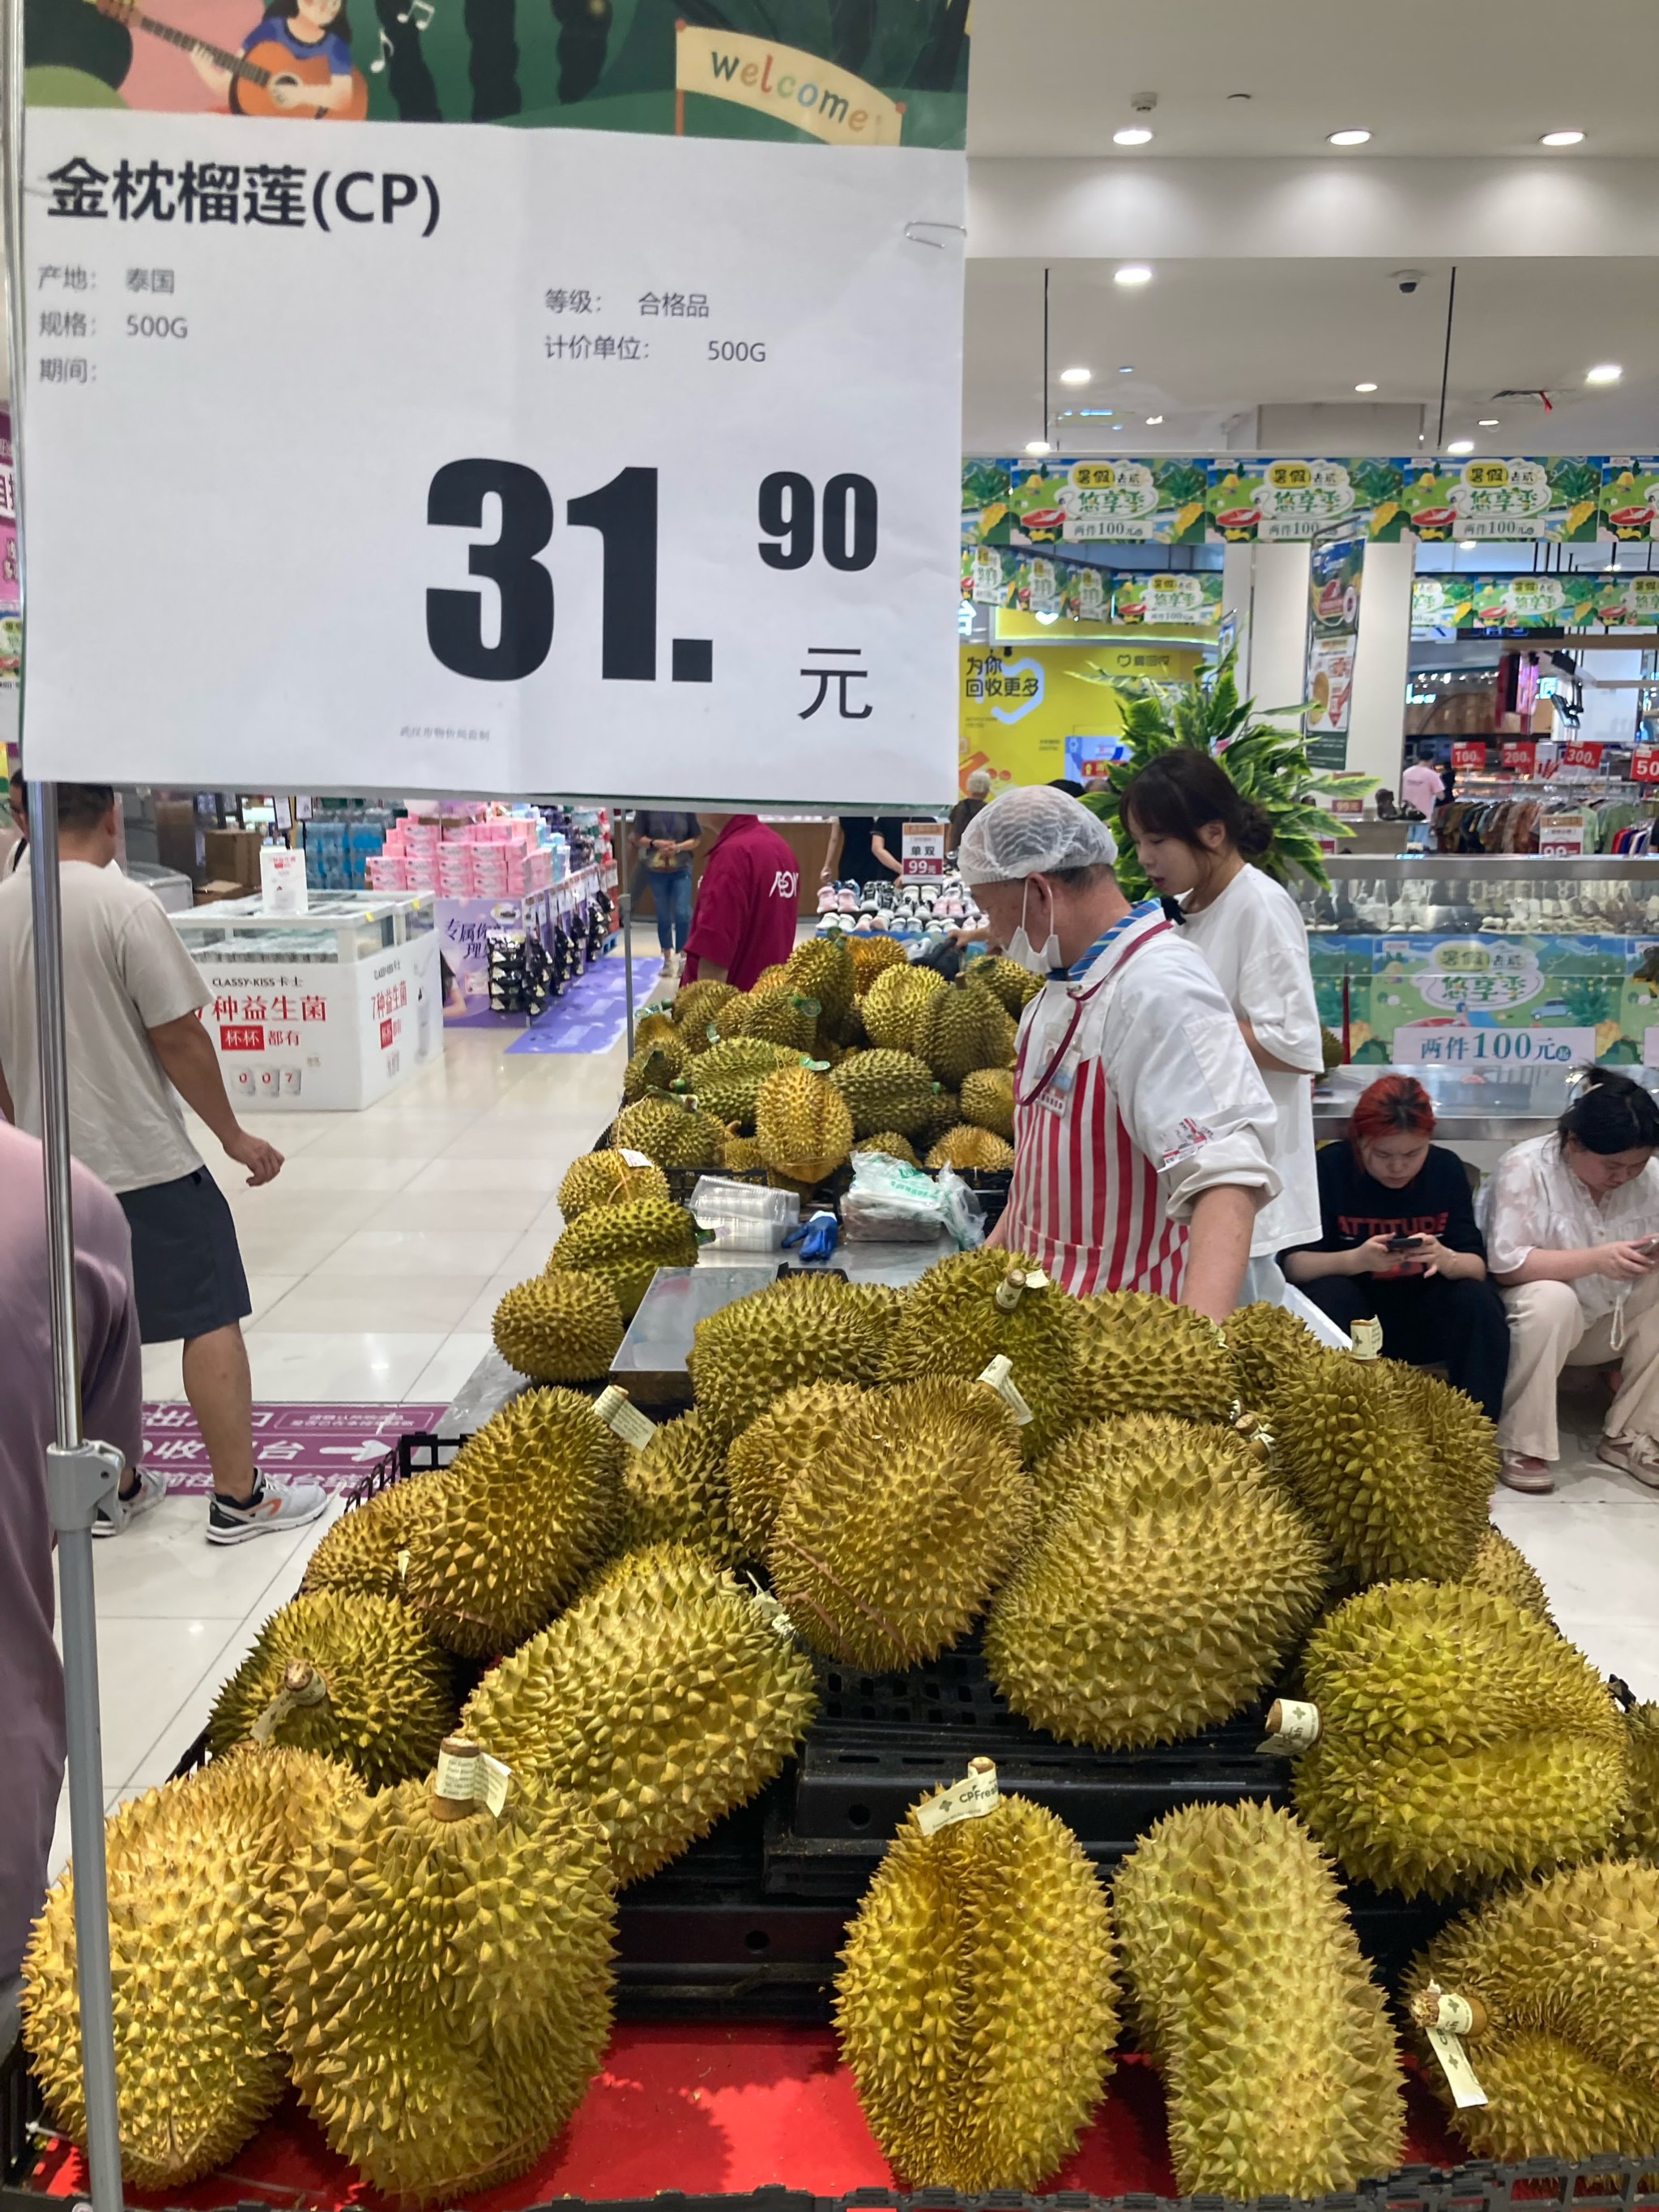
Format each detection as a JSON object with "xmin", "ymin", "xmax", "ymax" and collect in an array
[{"xmin": 1004, "ymin": 878, "xmax": 1062, "ymax": 976}]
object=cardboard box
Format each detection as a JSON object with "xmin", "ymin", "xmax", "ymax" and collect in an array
[
  {"xmin": 204, "ymin": 827, "xmax": 262, "ymax": 886},
  {"xmin": 194, "ymin": 880, "xmax": 246, "ymax": 906}
]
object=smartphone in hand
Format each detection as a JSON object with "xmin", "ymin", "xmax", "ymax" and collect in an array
[{"xmin": 1385, "ymin": 1233, "xmax": 1425, "ymax": 1253}]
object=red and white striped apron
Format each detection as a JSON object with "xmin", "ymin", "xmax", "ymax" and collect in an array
[{"xmin": 1004, "ymin": 914, "xmax": 1186, "ymax": 1298}]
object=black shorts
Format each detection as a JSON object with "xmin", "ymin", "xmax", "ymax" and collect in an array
[{"xmin": 117, "ymin": 1168, "xmax": 252, "ymax": 1345}]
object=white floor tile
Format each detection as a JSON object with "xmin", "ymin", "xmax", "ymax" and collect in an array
[
  {"xmin": 403, "ymin": 1153, "xmax": 569, "ymax": 1194},
  {"xmin": 241, "ymin": 1330, "xmax": 450, "ymax": 1400},
  {"xmin": 408, "ymin": 1333, "xmax": 497, "ymax": 1405},
  {"xmin": 358, "ymin": 1186, "xmax": 553, "ymax": 1233},
  {"xmin": 458, "ymin": 1272, "xmax": 528, "ymax": 1330},
  {"xmin": 311, "ymin": 1225, "xmax": 526, "ymax": 1277},
  {"xmin": 86, "ymin": 1495, "xmax": 313, "ymax": 1619},
  {"xmin": 254, "ymin": 1153, "xmax": 426, "ymax": 1194},
  {"xmin": 79, "ymin": 1614, "xmax": 245, "ymax": 1793},
  {"xmin": 254, "ymin": 1274, "xmax": 492, "ymax": 1333}
]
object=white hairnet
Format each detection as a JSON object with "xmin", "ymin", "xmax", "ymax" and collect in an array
[{"xmin": 956, "ymin": 784, "xmax": 1118, "ymax": 885}]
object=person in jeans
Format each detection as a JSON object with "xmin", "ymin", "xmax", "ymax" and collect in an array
[
  {"xmin": 629, "ymin": 809, "xmax": 700, "ymax": 980},
  {"xmin": 1480, "ymin": 1066, "xmax": 1659, "ymax": 1494},
  {"xmin": 0, "ymin": 1119, "xmax": 143, "ymax": 2045},
  {"xmin": 0, "ymin": 784, "xmax": 325, "ymax": 1545},
  {"xmin": 1280, "ymin": 1074, "xmax": 1508, "ymax": 1420}
]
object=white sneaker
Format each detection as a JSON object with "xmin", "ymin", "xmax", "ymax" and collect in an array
[
  {"xmin": 1597, "ymin": 1433, "xmax": 1659, "ymax": 1488},
  {"xmin": 207, "ymin": 1469, "xmax": 328, "ymax": 1546},
  {"xmin": 93, "ymin": 1463, "xmax": 168, "ymax": 1537}
]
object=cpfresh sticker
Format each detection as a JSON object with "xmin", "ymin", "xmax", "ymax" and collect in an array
[
  {"xmin": 595, "ymin": 1386, "xmax": 658, "ymax": 1450},
  {"xmin": 979, "ymin": 1354, "xmax": 1034, "ymax": 1424},
  {"xmin": 1257, "ymin": 1697, "xmax": 1322, "ymax": 1754},
  {"xmin": 917, "ymin": 1758, "xmax": 1000, "ymax": 1836}
]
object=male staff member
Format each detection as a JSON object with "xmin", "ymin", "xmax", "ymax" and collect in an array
[{"xmin": 957, "ymin": 786, "xmax": 1278, "ymax": 1322}]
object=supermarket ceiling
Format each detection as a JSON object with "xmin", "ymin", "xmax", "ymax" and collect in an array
[{"xmin": 962, "ymin": 0, "xmax": 1659, "ymax": 455}]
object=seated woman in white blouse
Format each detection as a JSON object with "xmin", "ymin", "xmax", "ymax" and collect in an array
[{"xmin": 1479, "ymin": 1067, "xmax": 1659, "ymax": 1494}]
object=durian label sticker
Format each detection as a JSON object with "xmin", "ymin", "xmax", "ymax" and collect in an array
[
  {"xmin": 435, "ymin": 1744, "xmax": 514, "ymax": 1817},
  {"xmin": 1415, "ymin": 1987, "xmax": 1489, "ymax": 2109},
  {"xmin": 1350, "ymin": 1317, "xmax": 1384, "ymax": 1361},
  {"xmin": 594, "ymin": 1386, "xmax": 659, "ymax": 1450},
  {"xmin": 916, "ymin": 1757, "xmax": 1000, "ymax": 1836},
  {"xmin": 1256, "ymin": 1697, "xmax": 1322, "ymax": 1755},
  {"xmin": 978, "ymin": 1355, "xmax": 1034, "ymax": 1425},
  {"xmin": 395, "ymin": 1549, "xmax": 411, "ymax": 1582},
  {"xmin": 619, "ymin": 1150, "xmax": 656, "ymax": 1170}
]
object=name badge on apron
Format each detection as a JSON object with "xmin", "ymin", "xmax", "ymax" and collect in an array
[{"xmin": 1032, "ymin": 1052, "xmax": 1077, "ymax": 1114}]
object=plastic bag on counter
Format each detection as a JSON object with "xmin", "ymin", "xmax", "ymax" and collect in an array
[
  {"xmin": 689, "ymin": 1176, "xmax": 800, "ymax": 1252},
  {"xmin": 841, "ymin": 1153, "xmax": 983, "ymax": 1248}
]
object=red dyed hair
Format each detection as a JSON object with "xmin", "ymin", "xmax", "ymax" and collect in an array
[{"xmin": 1350, "ymin": 1074, "xmax": 1435, "ymax": 1147}]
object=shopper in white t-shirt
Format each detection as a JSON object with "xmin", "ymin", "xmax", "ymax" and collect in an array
[
  {"xmin": 1479, "ymin": 1067, "xmax": 1659, "ymax": 1494},
  {"xmin": 1120, "ymin": 747, "xmax": 1324, "ymax": 1278}
]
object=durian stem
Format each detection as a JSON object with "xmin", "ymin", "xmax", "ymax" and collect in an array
[{"xmin": 770, "ymin": 1534, "xmax": 910, "ymax": 1655}]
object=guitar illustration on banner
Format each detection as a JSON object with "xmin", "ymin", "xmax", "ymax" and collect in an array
[{"xmin": 89, "ymin": 0, "xmax": 369, "ymax": 116}]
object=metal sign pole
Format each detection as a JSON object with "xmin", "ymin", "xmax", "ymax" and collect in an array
[
  {"xmin": 615, "ymin": 801, "xmax": 636, "ymax": 1057},
  {"xmin": 3, "ymin": 11, "xmax": 126, "ymax": 2206}
]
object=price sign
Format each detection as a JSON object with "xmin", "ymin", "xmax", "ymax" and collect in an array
[
  {"xmin": 1561, "ymin": 741, "xmax": 1605, "ymax": 772},
  {"xmin": 1501, "ymin": 740, "xmax": 1537, "ymax": 772},
  {"xmin": 1633, "ymin": 747, "xmax": 1659, "ymax": 784},
  {"xmin": 20, "ymin": 115, "xmax": 965, "ymax": 803},
  {"xmin": 1451, "ymin": 741, "xmax": 1489, "ymax": 771},
  {"xmin": 1539, "ymin": 815, "xmax": 1586, "ymax": 856},
  {"xmin": 901, "ymin": 820, "xmax": 946, "ymax": 878}
]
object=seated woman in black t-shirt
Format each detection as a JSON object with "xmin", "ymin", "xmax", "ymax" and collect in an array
[{"xmin": 1279, "ymin": 1074, "xmax": 1510, "ymax": 1419}]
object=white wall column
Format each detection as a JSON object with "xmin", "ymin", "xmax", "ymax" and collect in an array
[
  {"xmin": 1247, "ymin": 541, "xmax": 1312, "ymax": 720},
  {"xmin": 1348, "ymin": 538, "xmax": 1414, "ymax": 792},
  {"xmin": 1221, "ymin": 542, "xmax": 1255, "ymax": 693}
]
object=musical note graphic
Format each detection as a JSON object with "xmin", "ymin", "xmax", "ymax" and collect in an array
[
  {"xmin": 369, "ymin": 23, "xmax": 393, "ymax": 68},
  {"xmin": 395, "ymin": 0, "xmax": 433, "ymax": 28}
]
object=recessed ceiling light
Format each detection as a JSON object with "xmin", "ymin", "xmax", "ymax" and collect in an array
[
  {"xmin": 1448, "ymin": 438, "xmax": 1475, "ymax": 455},
  {"xmin": 1118, "ymin": 366, "xmax": 1135, "ymax": 377},
  {"xmin": 1478, "ymin": 418, "xmax": 1500, "ymax": 427},
  {"xmin": 1113, "ymin": 264, "xmax": 1154, "ymax": 287},
  {"xmin": 1113, "ymin": 126, "xmax": 1154, "ymax": 146},
  {"xmin": 1540, "ymin": 129, "xmax": 1585, "ymax": 146},
  {"xmin": 1586, "ymin": 362, "xmax": 1623, "ymax": 384},
  {"xmin": 1354, "ymin": 382, "xmax": 1379, "ymax": 393},
  {"xmin": 1145, "ymin": 415, "xmax": 1164, "ymax": 425},
  {"xmin": 1059, "ymin": 366, "xmax": 1091, "ymax": 386},
  {"xmin": 1327, "ymin": 129, "xmax": 1371, "ymax": 146},
  {"xmin": 1024, "ymin": 439, "xmax": 1052, "ymax": 455}
]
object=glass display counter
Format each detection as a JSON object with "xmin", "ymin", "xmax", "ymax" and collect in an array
[
  {"xmin": 173, "ymin": 891, "xmax": 441, "ymax": 1110},
  {"xmin": 1313, "ymin": 1061, "xmax": 1659, "ymax": 1141},
  {"xmin": 1294, "ymin": 857, "xmax": 1659, "ymax": 1068}
]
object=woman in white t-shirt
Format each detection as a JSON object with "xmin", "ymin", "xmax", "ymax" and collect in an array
[
  {"xmin": 1479, "ymin": 1066, "xmax": 1659, "ymax": 1494},
  {"xmin": 1120, "ymin": 747, "xmax": 1324, "ymax": 1283}
]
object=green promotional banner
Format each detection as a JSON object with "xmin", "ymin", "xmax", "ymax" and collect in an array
[
  {"xmin": 1206, "ymin": 457, "xmax": 1401, "ymax": 544},
  {"xmin": 1411, "ymin": 571, "xmax": 1659, "ymax": 634},
  {"xmin": 27, "ymin": 0, "xmax": 970, "ymax": 141},
  {"xmin": 963, "ymin": 459, "xmax": 1208, "ymax": 547},
  {"xmin": 1602, "ymin": 460, "xmax": 1659, "ymax": 541},
  {"xmin": 959, "ymin": 543, "xmax": 1222, "ymax": 626},
  {"xmin": 1397, "ymin": 456, "xmax": 1605, "ymax": 542},
  {"xmin": 1304, "ymin": 538, "xmax": 1363, "ymax": 766}
]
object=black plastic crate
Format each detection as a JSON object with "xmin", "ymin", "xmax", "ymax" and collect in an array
[{"xmin": 0, "ymin": 2033, "xmax": 40, "ymax": 2186}]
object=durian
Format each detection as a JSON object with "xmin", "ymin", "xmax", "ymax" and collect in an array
[
  {"xmin": 493, "ymin": 1269, "xmax": 623, "ymax": 1382},
  {"xmin": 618, "ymin": 1407, "xmax": 744, "ymax": 1565},
  {"xmin": 689, "ymin": 1274, "xmax": 889, "ymax": 1442},
  {"xmin": 301, "ymin": 1463, "xmax": 446, "ymax": 1601},
  {"xmin": 925, "ymin": 1123, "xmax": 1016, "ymax": 1172},
  {"xmin": 1614, "ymin": 1702, "xmax": 1659, "ymax": 1863},
  {"xmin": 753, "ymin": 1062, "xmax": 855, "ymax": 1185},
  {"xmin": 985, "ymin": 1414, "xmax": 1328, "ymax": 1747},
  {"xmin": 1073, "ymin": 1290, "xmax": 1239, "ymax": 1428},
  {"xmin": 281, "ymin": 1773, "xmax": 615, "ymax": 2202},
  {"xmin": 399, "ymin": 1387, "xmax": 621, "ymax": 1658},
  {"xmin": 970, "ymin": 954, "xmax": 1044, "ymax": 1017},
  {"xmin": 723, "ymin": 1131, "xmax": 768, "ymax": 1172},
  {"xmin": 548, "ymin": 1192, "xmax": 701, "ymax": 1318},
  {"xmin": 836, "ymin": 1783, "xmax": 1117, "ymax": 2189},
  {"xmin": 861, "ymin": 961, "xmax": 945, "ymax": 1052},
  {"xmin": 911, "ymin": 1084, "xmax": 962, "ymax": 1144},
  {"xmin": 621, "ymin": 1036, "xmax": 689, "ymax": 1100},
  {"xmin": 958, "ymin": 1065, "xmax": 1015, "ymax": 1138},
  {"xmin": 1403, "ymin": 1859, "xmax": 1659, "ymax": 2161},
  {"xmin": 1225, "ymin": 1296, "xmax": 1322, "ymax": 1407},
  {"xmin": 765, "ymin": 1377, "xmax": 1033, "ymax": 1669},
  {"xmin": 852, "ymin": 1130, "xmax": 919, "ymax": 1164},
  {"xmin": 848, "ymin": 933, "xmax": 909, "ymax": 990},
  {"xmin": 725, "ymin": 1381, "xmax": 868, "ymax": 1553},
  {"xmin": 881, "ymin": 1246, "xmax": 1083, "ymax": 1461},
  {"xmin": 611, "ymin": 1095, "xmax": 727, "ymax": 1172},
  {"xmin": 1270, "ymin": 1350, "xmax": 1492, "ymax": 1585},
  {"xmin": 1464, "ymin": 1523, "xmax": 1553, "ymax": 1625},
  {"xmin": 1293, "ymin": 1581, "xmax": 1630, "ymax": 1898},
  {"xmin": 676, "ymin": 1035, "xmax": 804, "ymax": 1125},
  {"xmin": 724, "ymin": 986, "xmax": 821, "ymax": 1053},
  {"xmin": 463, "ymin": 1544, "xmax": 817, "ymax": 1884},
  {"xmin": 1115, "ymin": 1801, "xmax": 1404, "ymax": 2197},
  {"xmin": 670, "ymin": 976, "xmax": 739, "ymax": 1036},
  {"xmin": 557, "ymin": 1147, "xmax": 671, "ymax": 1221},
  {"xmin": 911, "ymin": 976, "xmax": 1017, "ymax": 1086},
  {"xmin": 828, "ymin": 1048, "xmax": 939, "ymax": 1137},
  {"xmin": 207, "ymin": 1590, "xmax": 456, "ymax": 1787},
  {"xmin": 632, "ymin": 1008, "xmax": 679, "ymax": 1051},
  {"xmin": 23, "ymin": 1749, "xmax": 359, "ymax": 2191},
  {"xmin": 785, "ymin": 933, "xmax": 855, "ymax": 1026}
]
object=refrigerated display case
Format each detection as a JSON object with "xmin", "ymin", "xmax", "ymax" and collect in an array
[
  {"xmin": 1292, "ymin": 856, "xmax": 1659, "ymax": 1068},
  {"xmin": 172, "ymin": 890, "xmax": 441, "ymax": 1109}
]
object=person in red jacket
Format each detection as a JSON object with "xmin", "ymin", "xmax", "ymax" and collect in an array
[{"xmin": 680, "ymin": 814, "xmax": 800, "ymax": 990}]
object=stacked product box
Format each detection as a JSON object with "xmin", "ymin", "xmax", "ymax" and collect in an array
[{"xmin": 369, "ymin": 808, "xmax": 558, "ymax": 896}]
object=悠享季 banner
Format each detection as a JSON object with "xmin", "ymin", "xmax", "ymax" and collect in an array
[{"xmin": 21, "ymin": 116, "xmax": 966, "ymax": 802}]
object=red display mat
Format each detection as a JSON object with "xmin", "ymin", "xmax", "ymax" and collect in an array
[{"xmin": 28, "ymin": 2026, "xmax": 1461, "ymax": 2209}]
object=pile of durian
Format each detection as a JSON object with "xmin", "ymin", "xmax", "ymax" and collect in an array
[{"xmin": 25, "ymin": 1250, "xmax": 1659, "ymax": 2202}]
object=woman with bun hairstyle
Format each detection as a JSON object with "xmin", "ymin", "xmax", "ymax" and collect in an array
[
  {"xmin": 1120, "ymin": 746, "xmax": 1324, "ymax": 1275},
  {"xmin": 1281, "ymin": 1074, "xmax": 1508, "ymax": 1417},
  {"xmin": 1480, "ymin": 1065, "xmax": 1659, "ymax": 1493}
]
